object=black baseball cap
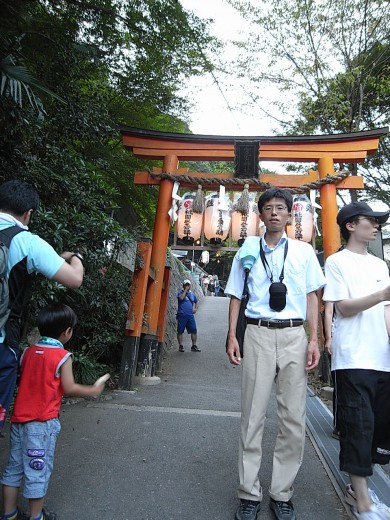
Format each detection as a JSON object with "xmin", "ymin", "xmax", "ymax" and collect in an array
[{"xmin": 337, "ymin": 201, "xmax": 389, "ymax": 226}]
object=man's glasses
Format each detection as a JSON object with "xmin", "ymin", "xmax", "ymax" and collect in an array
[
  {"xmin": 355, "ymin": 216, "xmax": 380, "ymax": 225},
  {"xmin": 262, "ymin": 205, "xmax": 288, "ymax": 213}
]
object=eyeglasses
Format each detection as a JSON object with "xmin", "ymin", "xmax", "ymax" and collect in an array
[
  {"xmin": 355, "ymin": 216, "xmax": 380, "ymax": 225},
  {"xmin": 262, "ymin": 205, "xmax": 288, "ymax": 213}
]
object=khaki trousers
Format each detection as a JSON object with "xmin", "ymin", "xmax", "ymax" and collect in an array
[{"xmin": 238, "ymin": 324, "xmax": 308, "ymax": 502}]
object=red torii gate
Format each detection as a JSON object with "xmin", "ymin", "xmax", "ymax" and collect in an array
[{"xmin": 118, "ymin": 126, "xmax": 389, "ymax": 389}]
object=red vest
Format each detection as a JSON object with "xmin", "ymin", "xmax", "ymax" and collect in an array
[{"xmin": 12, "ymin": 345, "xmax": 71, "ymax": 423}]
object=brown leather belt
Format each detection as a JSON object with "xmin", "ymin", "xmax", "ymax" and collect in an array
[{"xmin": 246, "ymin": 318, "xmax": 303, "ymax": 329}]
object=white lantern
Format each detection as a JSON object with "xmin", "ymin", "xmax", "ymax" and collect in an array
[
  {"xmin": 176, "ymin": 193, "xmax": 203, "ymax": 244},
  {"xmin": 287, "ymin": 194, "xmax": 314, "ymax": 242},
  {"xmin": 231, "ymin": 201, "xmax": 260, "ymax": 246},
  {"xmin": 204, "ymin": 191, "xmax": 231, "ymax": 245}
]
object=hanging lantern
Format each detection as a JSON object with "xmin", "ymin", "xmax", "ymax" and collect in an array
[
  {"xmin": 176, "ymin": 193, "xmax": 203, "ymax": 244},
  {"xmin": 204, "ymin": 189, "xmax": 231, "ymax": 245},
  {"xmin": 200, "ymin": 250, "xmax": 209, "ymax": 265},
  {"xmin": 231, "ymin": 200, "xmax": 260, "ymax": 246},
  {"xmin": 287, "ymin": 194, "xmax": 314, "ymax": 242},
  {"xmin": 310, "ymin": 189, "xmax": 322, "ymax": 238}
]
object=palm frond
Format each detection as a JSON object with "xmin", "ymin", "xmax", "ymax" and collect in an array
[{"xmin": 0, "ymin": 57, "xmax": 65, "ymax": 108}]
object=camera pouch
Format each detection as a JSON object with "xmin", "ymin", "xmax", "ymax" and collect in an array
[{"xmin": 269, "ymin": 282, "xmax": 287, "ymax": 312}]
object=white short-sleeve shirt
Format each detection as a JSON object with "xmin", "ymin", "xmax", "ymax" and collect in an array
[
  {"xmin": 323, "ymin": 249, "xmax": 390, "ymax": 372},
  {"xmin": 225, "ymin": 235, "xmax": 326, "ymax": 320}
]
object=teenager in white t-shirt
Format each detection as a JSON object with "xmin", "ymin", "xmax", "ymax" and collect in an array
[{"xmin": 323, "ymin": 201, "xmax": 390, "ymax": 520}]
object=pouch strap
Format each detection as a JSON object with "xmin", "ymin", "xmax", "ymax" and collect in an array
[{"xmin": 259, "ymin": 239, "xmax": 288, "ymax": 283}]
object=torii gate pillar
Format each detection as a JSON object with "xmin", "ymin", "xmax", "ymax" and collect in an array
[
  {"xmin": 135, "ymin": 155, "xmax": 177, "ymax": 381},
  {"xmin": 144, "ymin": 155, "xmax": 177, "ymax": 334},
  {"xmin": 318, "ymin": 157, "xmax": 341, "ymax": 258}
]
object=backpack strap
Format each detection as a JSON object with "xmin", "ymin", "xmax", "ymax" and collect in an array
[
  {"xmin": 0, "ymin": 226, "xmax": 25, "ymax": 278},
  {"xmin": 0, "ymin": 226, "xmax": 25, "ymax": 248}
]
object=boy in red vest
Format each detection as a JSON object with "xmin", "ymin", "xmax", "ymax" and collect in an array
[{"xmin": 1, "ymin": 303, "xmax": 110, "ymax": 520}]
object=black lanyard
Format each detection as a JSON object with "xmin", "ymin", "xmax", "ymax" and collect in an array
[{"xmin": 259, "ymin": 239, "xmax": 288, "ymax": 283}]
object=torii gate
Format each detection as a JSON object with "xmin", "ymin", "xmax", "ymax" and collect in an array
[{"xmin": 118, "ymin": 126, "xmax": 389, "ymax": 389}]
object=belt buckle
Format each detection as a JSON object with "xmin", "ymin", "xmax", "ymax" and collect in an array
[
  {"xmin": 289, "ymin": 319, "xmax": 293, "ymax": 327},
  {"xmin": 267, "ymin": 320, "xmax": 271, "ymax": 329}
]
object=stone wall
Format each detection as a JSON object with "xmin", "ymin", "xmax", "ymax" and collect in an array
[{"xmin": 117, "ymin": 243, "xmax": 203, "ymax": 378}]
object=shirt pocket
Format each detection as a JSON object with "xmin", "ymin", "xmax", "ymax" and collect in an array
[{"xmin": 285, "ymin": 263, "xmax": 306, "ymax": 295}]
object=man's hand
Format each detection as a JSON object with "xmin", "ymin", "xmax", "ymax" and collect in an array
[
  {"xmin": 305, "ymin": 339, "xmax": 320, "ymax": 371},
  {"xmin": 54, "ymin": 251, "xmax": 84, "ymax": 288},
  {"xmin": 60, "ymin": 251, "xmax": 74, "ymax": 262},
  {"xmin": 324, "ymin": 338, "xmax": 332, "ymax": 355},
  {"xmin": 227, "ymin": 335, "xmax": 241, "ymax": 366}
]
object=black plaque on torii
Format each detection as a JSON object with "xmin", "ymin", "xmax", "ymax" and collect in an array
[{"xmin": 234, "ymin": 140, "xmax": 260, "ymax": 178}]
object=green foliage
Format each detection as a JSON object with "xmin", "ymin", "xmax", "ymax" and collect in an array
[
  {"xmin": 13, "ymin": 151, "xmax": 136, "ymax": 376},
  {"xmin": 210, "ymin": 161, "xmax": 235, "ymax": 174},
  {"xmin": 72, "ymin": 352, "xmax": 112, "ymax": 386},
  {"xmin": 0, "ymin": 0, "xmax": 219, "ymax": 382},
  {"xmin": 206, "ymin": 250, "xmax": 236, "ymax": 285},
  {"xmin": 228, "ymin": 0, "xmax": 390, "ymax": 207}
]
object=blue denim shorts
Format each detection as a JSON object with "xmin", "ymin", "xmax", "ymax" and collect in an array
[
  {"xmin": 177, "ymin": 314, "xmax": 197, "ymax": 334},
  {"xmin": 1, "ymin": 418, "xmax": 61, "ymax": 498}
]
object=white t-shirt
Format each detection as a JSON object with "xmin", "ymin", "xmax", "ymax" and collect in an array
[{"xmin": 323, "ymin": 249, "xmax": 390, "ymax": 372}]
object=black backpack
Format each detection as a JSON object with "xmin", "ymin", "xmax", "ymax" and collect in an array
[{"xmin": 0, "ymin": 226, "xmax": 24, "ymax": 331}]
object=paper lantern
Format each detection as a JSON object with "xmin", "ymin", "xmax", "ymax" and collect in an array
[
  {"xmin": 204, "ymin": 192, "xmax": 231, "ymax": 245},
  {"xmin": 176, "ymin": 193, "xmax": 203, "ymax": 244},
  {"xmin": 231, "ymin": 201, "xmax": 260, "ymax": 246},
  {"xmin": 287, "ymin": 195, "xmax": 314, "ymax": 242}
]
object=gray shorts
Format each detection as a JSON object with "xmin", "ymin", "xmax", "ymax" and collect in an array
[{"xmin": 1, "ymin": 418, "xmax": 61, "ymax": 498}]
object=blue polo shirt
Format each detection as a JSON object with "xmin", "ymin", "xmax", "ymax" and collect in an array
[
  {"xmin": 0, "ymin": 218, "xmax": 64, "ymax": 343},
  {"xmin": 177, "ymin": 290, "xmax": 197, "ymax": 316}
]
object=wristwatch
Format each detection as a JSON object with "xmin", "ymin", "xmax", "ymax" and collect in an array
[{"xmin": 70, "ymin": 252, "xmax": 84, "ymax": 264}]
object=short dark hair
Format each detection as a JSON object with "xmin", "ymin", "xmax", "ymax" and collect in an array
[
  {"xmin": 257, "ymin": 188, "xmax": 293, "ymax": 213},
  {"xmin": 339, "ymin": 217, "xmax": 361, "ymax": 242},
  {"xmin": 37, "ymin": 303, "xmax": 77, "ymax": 339},
  {"xmin": 0, "ymin": 180, "xmax": 40, "ymax": 216}
]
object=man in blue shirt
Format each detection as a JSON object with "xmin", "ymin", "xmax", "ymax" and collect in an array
[
  {"xmin": 225, "ymin": 187, "xmax": 325, "ymax": 520},
  {"xmin": 0, "ymin": 180, "xmax": 84, "ymax": 435},
  {"xmin": 177, "ymin": 279, "xmax": 200, "ymax": 352}
]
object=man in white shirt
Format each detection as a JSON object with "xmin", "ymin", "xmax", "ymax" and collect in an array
[
  {"xmin": 225, "ymin": 188, "xmax": 325, "ymax": 520},
  {"xmin": 323, "ymin": 201, "xmax": 390, "ymax": 520}
]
